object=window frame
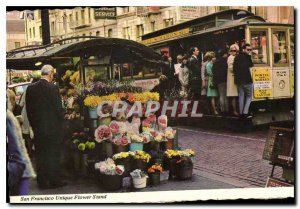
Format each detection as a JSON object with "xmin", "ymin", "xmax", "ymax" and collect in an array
[
  {"xmin": 271, "ymin": 29, "xmax": 289, "ymax": 67},
  {"xmin": 249, "ymin": 28, "xmax": 270, "ymax": 67}
]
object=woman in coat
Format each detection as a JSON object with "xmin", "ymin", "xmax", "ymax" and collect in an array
[
  {"xmin": 206, "ymin": 52, "xmax": 219, "ymax": 115},
  {"xmin": 227, "ymin": 44, "xmax": 239, "ymax": 116}
]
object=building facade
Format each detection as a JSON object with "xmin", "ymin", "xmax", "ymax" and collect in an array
[
  {"xmin": 6, "ymin": 11, "xmax": 26, "ymax": 51},
  {"xmin": 21, "ymin": 6, "xmax": 294, "ymax": 46}
]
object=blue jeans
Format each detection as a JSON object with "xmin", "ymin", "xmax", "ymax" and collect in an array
[{"xmin": 238, "ymin": 83, "xmax": 253, "ymax": 114}]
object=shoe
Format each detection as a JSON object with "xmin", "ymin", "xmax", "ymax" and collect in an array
[
  {"xmin": 245, "ymin": 114, "xmax": 253, "ymax": 119},
  {"xmin": 233, "ymin": 111, "xmax": 239, "ymax": 117}
]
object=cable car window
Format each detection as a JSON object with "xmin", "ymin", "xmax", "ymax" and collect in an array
[
  {"xmin": 272, "ymin": 31, "xmax": 288, "ymax": 65},
  {"xmin": 290, "ymin": 30, "xmax": 294, "ymax": 66},
  {"xmin": 144, "ymin": 66, "xmax": 157, "ymax": 78},
  {"xmin": 250, "ymin": 30, "xmax": 268, "ymax": 65},
  {"xmin": 121, "ymin": 63, "xmax": 131, "ymax": 80},
  {"xmin": 132, "ymin": 63, "xmax": 143, "ymax": 79},
  {"xmin": 84, "ymin": 65, "xmax": 108, "ymax": 82}
]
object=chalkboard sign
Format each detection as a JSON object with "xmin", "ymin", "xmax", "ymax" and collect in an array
[{"xmin": 262, "ymin": 127, "xmax": 294, "ymax": 167}]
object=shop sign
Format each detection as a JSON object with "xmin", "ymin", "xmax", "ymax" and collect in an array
[
  {"xmin": 94, "ymin": 7, "xmax": 116, "ymax": 20},
  {"xmin": 178, "ymin": 6, "xmax": 201, "ymax": 20},
  {"xmin": 272, "ymin": 68, "xmax": 290, "ymax": 98},
  {"xmin": 141, "ymin": 28, "xmax": 190, "ymax": 45},
  {"xmin": 132, "ymin": 79, "xmax": 159, "ymax": 91},
  {"xmin": 290, "ymin": 68, "xmax": 294, "ymax": 97},
  {"xmin": 265, "ymin": 177, "xmax": 293, "ymax": 187},
  {"xmin": 252, "ymin": 68, "xmax": 272, "ymax": 98}
]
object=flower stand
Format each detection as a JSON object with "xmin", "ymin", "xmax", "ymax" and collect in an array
[
  {"xmin": 130, "ymin": 142, "xmax": 144, "ymax": 151},
  {"xmin": 150, "ymin": 172, "xmax": 160, "ymax": 186},
  {"xmin": 97, "ymin": 116, "xmax": 112, "ymax": 126},
  {"xmin": 132, "ymin": 176, "xmax": 147, "ymax": 189},
  {"xmin": 100, "ymin": 174, "xmax": 122, "ymax": 191},
  {"xmin": 113, "ymin": 144, "xmax": 129, "ymax": 154},
  {"xmin": 88, "ymin": 107, "xmax": 98, "ymax": 119}
]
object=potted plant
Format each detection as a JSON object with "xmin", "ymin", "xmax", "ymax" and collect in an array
[
  {"xmin": 162, "ymin": 127, "xmax": 177, "ymax": 151},
  {"xmin": 112, "ymin": 151, "xmax": 135, "ymax": 177},
  {"xmin": 133, "ymin": 150, "xmax": 151, "ymax": 172},
  {"xmin": 94, "ymin": 158, "xmax": 124, "ymax": 191},
  {"xmin": 176, "ymin": 156, "xmax": 194, "ymax": 180},
  {"xmin": 149, "ymin": 130, "xmax": 166, "ymax": 151},
  {"xmin": 147, "ymin": 164, "xmax": 163, "ymax": 186},
  {"xmin": 130, "ymin": 169, "xmax": 148, "ymax": 189}
]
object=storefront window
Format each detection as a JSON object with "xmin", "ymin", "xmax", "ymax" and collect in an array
[
  {"xmin": 132, "ymin": 63, "xmax": 143, "ymax": 79},
  {"xmin": 272, "ymin": 31, "xmax": 288, "ymax": 65},
  {"xmin": 290, "ymin": 30, "xmax": 294, "ymax": 66},
  {"xmin": 250, "ymin": 30, "xmax": 268, "ymax": 65}
]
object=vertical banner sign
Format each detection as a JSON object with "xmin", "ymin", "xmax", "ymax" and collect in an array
[
  {"xmin": 290, "ymin": 68, "xmax": 294, "ymax": 97},
  {"xmin": 253, "ymin": 68, "xmax": 272, "ymax": 98},
  {"xmin": 94, "ymin": 7, "xmax": 116, "ymax": 20},
  {"xmin": 272, "ymin": 68, "xmax": 290, "ymax": 98}
]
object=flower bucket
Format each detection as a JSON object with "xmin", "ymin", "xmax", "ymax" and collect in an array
[
  {"xmin": 150, "ymin": 172, "xmax": 160, "ymax": 186},
  {"xmin": 113, "ymin": 144, "xmax": 129, "ymax": 154},
  {"xmin": 115, "ymin": 158, "xmax": 132, "ymax": 177},
  {"xmin": 168, "ymin": 158, "xmax": 178, "ymax": 180},
  {"xmin": 135, "ymin": 159, "xmax": 148, "ymax": 172},
  {"xmin": 97, "ymin": 116, "xmax": 112, "ymax": 126},
  {"xmin": 177, "ymin": 164, "xmax": 193, "ymax": 180},
  {"xmin": 104, "ymin": 141, "xmax": 113, "ymax": 158},
  {"xmin": 143, "ymin": 142, "xmax": 151, "ymax": 152},
  {"xmin": 132, "ymin": 176, "xmax": 147, "ymax": 189},
  {"xmin": 130, "ymin": 142, "xmax": 143, "ymax": 151},
  {"xmin": 100, "ymin": 174, "xmax": 122, "ymax": 191},
  {"xmin": 88, "ymin": 108, "xmax": 98, "ymax": 119},
  {"xmin": 166, "ymin": 138, "xmax": 173, "ymax": 150},
  {"xmin": 160, "ymin": 170, "xmax": 169, "ymax": 182},
  {"xmin": 150, "ymin": 141, "xmax": 160, "ymax": 151}
]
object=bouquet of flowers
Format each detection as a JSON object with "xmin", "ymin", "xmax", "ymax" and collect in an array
[
  {"xmin": 111, "ymin": 135, "xmax": 129, "ymax": 146},
  {"xmin": 164, "ymin": 149, "xmax": 182, "ymax": 159},
  {"xmin": 94, "ymin": 125, "xmax": 112, "ymax": 143},
  {"xmin": 84, "ymin": 95, "xmax": 101, "ymax": 108},
  {"xmin": 150, "ymin": 130, "xmax": 166, "ymax": 142},
  {"xmin": 94, "ymin": 158, "xmax": 124, "ymax": 175},
  {"xmin": 112, "ymin": 151, "xmax": 135, "ymax": 161},
  {"xmin": 180, "ymin": 149, "xmax": 195, "ymax": 157},
  {"xmin": 158, "ymin": 115, "xmax": 168, "ymax": 130},
  {"xmin": 141, "ymin": 132, "xmax": 151, "ymax": 143},
  {"xmin": 109, "ymin": 121, "xmax": 127, "ymax": 135},
  {"xmin": 164, "ymin": 127, "xmax": 177, "ymax": 140},
  {"xmin": 128, "ymin": 132, "xmax": 144, "ymax": 143},
  {"xmin": 133, "ymin": 151, "xmax": 151, "ymax": 163},
  {"xmin": 147, "ymin": 164, "xmax": 163, "ymax": 173}
]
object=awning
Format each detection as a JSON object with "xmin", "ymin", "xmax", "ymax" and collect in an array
[{"xmin": 6, "ymin": 37, "xmax": 162, "ymax": 70}]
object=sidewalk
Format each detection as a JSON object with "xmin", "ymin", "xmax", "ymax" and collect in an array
[{"xmin": 28, "ymin": 168, "xmax": 239, "ymax": 196}]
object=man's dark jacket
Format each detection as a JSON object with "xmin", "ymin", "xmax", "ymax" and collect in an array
[
  {"xmin": 233, "ymin": 52, "xmax": 254, "ymax": 85},
  {"xmin": 26, "ymin": 79, "xmax": 63, "ymax": 139},
  {"xmin": 188, "ymin": 56, "xmax": 202, "ymax": 80},
  {"xmin": 212, "ymin": 57, "xmax": 228, "ymax": 85}
]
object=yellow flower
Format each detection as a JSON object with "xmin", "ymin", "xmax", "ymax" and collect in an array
[{"xmin": 84, "ymin": 95, "xmax": 101, "ymax": 108}]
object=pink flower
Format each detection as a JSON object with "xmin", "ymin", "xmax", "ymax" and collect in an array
[
  {"xmin": 109, "ymin": 121, "xmax": 120, "ymax": 134},
  {"xmin": 94, "ymin": 125, "xmax": 112, "ymax": 143}
]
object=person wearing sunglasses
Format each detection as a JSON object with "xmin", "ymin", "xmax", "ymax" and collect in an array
[
  {"xmin": 227, "ymin": 44, "xmax": 239, "ymax": 117},
  {"xmin": 232, "ymin": 43, "xmax": 254, "ymax": 119}
]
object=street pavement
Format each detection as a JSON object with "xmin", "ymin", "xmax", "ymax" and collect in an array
[
  {"xmin": 177, "ymin": 126, "xmax": 282, "ymax": 187},
  {"xmin": 26, "ymin": 125, "xmax": 281, "ymax": 197}
]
